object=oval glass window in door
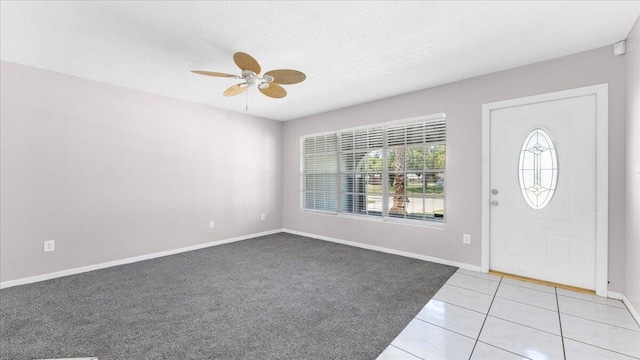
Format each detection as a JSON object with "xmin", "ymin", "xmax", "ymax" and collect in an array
[{"xmin": 518, "ymin": 129, "xmax": 558, "ymax": 209}]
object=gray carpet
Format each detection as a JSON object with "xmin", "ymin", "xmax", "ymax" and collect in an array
[{"xmin": 1, "ymin": 232, "xmax": 456, "ymax": 359}]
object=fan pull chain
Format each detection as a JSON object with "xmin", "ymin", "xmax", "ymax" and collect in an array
[{"xmin": 245, "ymin": 88, "xmax": 249, "ymax": 111}]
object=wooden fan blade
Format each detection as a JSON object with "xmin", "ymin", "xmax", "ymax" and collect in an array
[
  {"xmin": 223, "ymin": 84, "xmax": 248, "ymax": 97},
  {"xmin": 233, "ymin": 52, "xmax": 261, "ymax": 74},
  {"xmin": 264, "ymin": 69, "xmax": 306, "ymax": 85},
  {"xmin": 259, "ymin": 83, "xmax": 287, "ymax": 98},
  {"xmin": 191, "ymin": 70, "xmax": 239, "ymax": 78}
]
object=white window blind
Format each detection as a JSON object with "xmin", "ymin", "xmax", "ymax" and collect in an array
[
  {"xmin": 301, "ymin": 134, "xmax": 337, "ymax": 212},
  {"xmin": 338, "ymin": 127, "xmax": 384, "ymax": 217},
  {"xmin": 386, "ymin": 118, "xmax": 446, "ymax": 221}
]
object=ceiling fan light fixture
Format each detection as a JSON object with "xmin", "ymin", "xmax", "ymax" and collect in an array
[
  {"xmin": 191, "ymin": 52, "xmax": 305, "ymax": 100},
  {"xmin": 246, "ymin": 76, "xmax": 260, "ymax": 87},
  {"xmin": 242, "ymin": 69, "xmax": 257, "ymax": 78}
]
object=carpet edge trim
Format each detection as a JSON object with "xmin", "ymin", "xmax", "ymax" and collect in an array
[
  {"xmin": 282, "ymin": 228, "xmax": 481, "ymax": 271},
  {"xmin": 0, "ymin": 228, "xmax": 284, "ymax": 289}
]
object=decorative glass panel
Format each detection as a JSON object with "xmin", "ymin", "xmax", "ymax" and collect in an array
[{"xmin": 518, "ymin": 129, "xmax": 558, "ymax": 209}]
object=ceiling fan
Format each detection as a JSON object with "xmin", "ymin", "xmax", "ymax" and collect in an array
[{"xmin": 191, "ymin": 52, "xmax": 306, "ymax": 99}]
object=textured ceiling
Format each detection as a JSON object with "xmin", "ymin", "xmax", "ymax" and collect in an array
[{"xmin": 1, "ymin": 1, "xmax": 639, "ymax": 121}]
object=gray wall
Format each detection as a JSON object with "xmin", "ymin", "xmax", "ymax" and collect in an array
[
  {"xmin": 625, "ymin": 17, "xmax": 640, "ymax": 315},
  {"xmin": 1, "ymin": 43, "xmax": 632, "ymax": 297},
  {"xmin": 282, "ymin": 46, "xmax": 627, "ymax": 292},
  {"xmin": 0, "ymin": 61, "xmax": 283, "ymax": 282}
]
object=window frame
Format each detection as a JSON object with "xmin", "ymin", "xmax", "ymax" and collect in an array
[{"xmin": 300, "ymin": 113, "xmax": 447, "ymax": 228}]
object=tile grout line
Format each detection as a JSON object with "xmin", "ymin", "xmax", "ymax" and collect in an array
[
  {"xmin": 444, "ymin": 282, "xmax": 499, "ymax": 297},
  {"xmin": 387, "ymin": 271, "xmax": 485, "ymax": 360},
  {"xmin": 474, "ymin": 340, "xmax": 535, "ymax": 360},
  {"xmin": 486, "ymin": 314, "xmax": 563, "ymax": 337},
  {"xmin": 560, "ymin": 311, "xmax": 640, "ymax": 333},
  {"xmin": 555, "ymin": 287, "xmax": 567, "ymax": 360},
  {"xmin": 492, "ymin": 294, "xmax": 559, "ymax": 313},
  {"xmin": 562, "ymin": 337, "xmax": 640, "ymax": 359},
  {"xmin": 467, "ymin": 276, "xmax": 503, "ymax": 360},
  {"xmin": 390, "ymin": 344, "xmax": 424, "ymax": 360},
  {"xmin": 558, "ymin": 292, "xmax": 630, "ymax": 310},
  {"xmin": 500, "ymin": 281, "xmax": 556, "ymax": 294},
  {"xmin": 413, "ymin": 317, "xmax": 478, "ymax": 341},
  {"xmin": 428, "ymin": 297, "xmax": 490, "ymax": 316},
  {"xmin": 452, "ymin": 273, "xmax": 636, "ymax": 332},
  {"xmin": 458, "ymin": 271, "xmax": 639, "ymax": 359},
  {"xmin": 493, "ymin": 294, "xmax": 557, "ymax": 312},
  {"xmin": 431, "ymin": 296, "xmax": 495, "ymax": 316}
]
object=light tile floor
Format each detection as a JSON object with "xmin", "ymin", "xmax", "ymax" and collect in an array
[{"xmin": 377, "ymin": 269, "xmax": 640, "ymax": 360}]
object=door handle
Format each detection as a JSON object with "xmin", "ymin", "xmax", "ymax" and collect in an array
[{"xmin": 491, "ymin": 200, "xmax": 499, "ymax": 206}]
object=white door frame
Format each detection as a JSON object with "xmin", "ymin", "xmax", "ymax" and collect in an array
[{"xmin": 481, "ymin": 84, "xmax": 609, "ymax": 297}]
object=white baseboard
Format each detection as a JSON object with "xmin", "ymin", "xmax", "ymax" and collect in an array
[
  {"xmin": 622, "ymin": 294, "xmax": 640, "ymax": 327},
  {"xmin": 0, "ymin": 228, "xmax": 284, "ymax": 289},
  {"xmin": 283, "ymin": 228, "xmax": 482, "ymax": 272},
  {"xmin": 608, "ymin": 291, "xmax": 624, "ymax": 300}
]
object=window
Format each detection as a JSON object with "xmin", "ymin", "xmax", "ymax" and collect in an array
[
  {"xmin": 385, "ymin": 120, "xmax": 446, "ymax": 221},
  {"xmin": 301, "ymin": 115, "xmax": 446, "ymax": 224},
  {"xmin": 301, "ymin": 134, "xmax": 338, "ymax": 212},
  {"xmin": 339, "ymin": 127, "xmax": 384, "ymax": 217}
]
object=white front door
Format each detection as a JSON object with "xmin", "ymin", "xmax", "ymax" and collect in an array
[{"xmin": 489, "ymin": 94, "xmax": 598, "ymax": 290}]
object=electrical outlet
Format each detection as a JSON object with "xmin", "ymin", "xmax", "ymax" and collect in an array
[
  {"xmin": 44, "ymin": 240, "xmax": 55, "ymax": 252},
  {"xmin": 209, "ymin": 220, "xmax": 215, "ymax": 228},
  {"xmin": 463, "ymin": 234, "xmax": 471, "ymax": 245},
  {"xmin": 260, "ymin": 213, "xmax": 266, "ymax": 221}
]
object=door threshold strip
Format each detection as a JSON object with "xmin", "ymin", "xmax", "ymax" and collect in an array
[{"xmin": 489, "ymin": 270, "xmax": 595, "ymax": 295}]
